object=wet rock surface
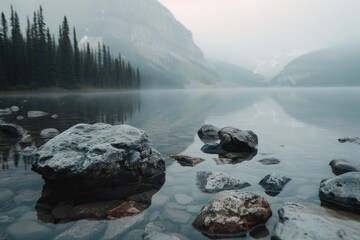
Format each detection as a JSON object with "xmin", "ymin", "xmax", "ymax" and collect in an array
[
  {"xmin": 218, "ymin": 127, "xmax": 258, "ymax": 152},
  {"xmin": 319, "ymin": 172, "xmax": 360, "ymax": 213},
  {"xmin": 192, "ymin": 191, "xmax": 272, "ymax": 237},
  {"xmin": 259, "ymin": 173, "xmax": 291, "ymax": 196},
  {"xmin": 196, "ymin": 171, "xmax": 250, "ymax": 193},
  {"xmin": 338, "ymin": 136, "xmax": 360, "ymax": 145},
  {"xmin": 272, "ymin": 202, "xmax": 360, "ymax": 240},
  {"xmin": 197, "ymin": 124, "xmax": 220, "ymax": 143},
  {"xmin": 170, "ymin": 155, "xmax": 205, "ymax": 167},
  {"xmin": 330, "ymin": 159, "xmax": 360, "ymax": 175},
  {"xmin": 31, "ymin": 123, "xmax": 165, "ymax": 189}
]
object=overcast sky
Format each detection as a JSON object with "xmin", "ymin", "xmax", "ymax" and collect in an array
[{"xmin": 158, "ymin": 0, "xmax": 360, "ymax": 74}]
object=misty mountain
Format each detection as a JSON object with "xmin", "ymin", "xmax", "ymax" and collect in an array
[
  {"xmin": 210, "ymin": 61, "xmax": 266, "ymax": 87},
  {"xmin": 271, "ymin": 44, "xmax": 360, "ymax": 87},
  {"xmin": 1, "ymin": 0, "xmax": 220, "ymax": 88}
]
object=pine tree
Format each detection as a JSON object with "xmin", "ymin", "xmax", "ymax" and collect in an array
[{"xmin": 73, "ymin": 27, "xmax": 80, "ymax": 84}]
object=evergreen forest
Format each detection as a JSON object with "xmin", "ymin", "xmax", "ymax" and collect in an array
[{"xmin": 0, "ymin": 6, "xmax": 141, "ymax": 90}]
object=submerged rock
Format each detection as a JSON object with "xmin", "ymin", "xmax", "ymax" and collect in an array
[
  {"xmin": 197, "ymin": 124, "xmax": 220, "ymax": 143},
  {"xmin": 10, "ymin": 106, "xmax": 19, "ymax": 112},
  {"xmin": 27, "ymin": 111, "xmax": 49, "ymax": 118},
  {"xmin": 319, "ymin": 172, "xmax": 360, "ymax": 213},
  {"xmin": 219, "ymin": 127, "xmax": 258, "ymax": 152},
  {"xmin": 0, "ymin": 108, "xmax": 12, "ymax": 116},
  {"xmin": 258, "ymin": 158, "xmax": 281, "ymax": 165},
  {"xmin": 329, "ymin": 159, "xmax": 360, "ymax": 175},
  {"xmin": 170, "ymin": 155, "xmax": 205, "ymax": 167},
  {"xmin": 201, "ymin": 143, "xmax": 223, "ymax": 154},
  {"xmin": 53, "ymin": 219, "xmax": 106, "ymax": 240},
  {"xmin": 272, "ymin": 202, "xmax": 360, "ymax": 240},
  {"xmin": 196, "ymin": 171, "xmax": 250, "ymax": 193},
  {"xmin": 192, "ymin": 191, "xmax": 272, "ymax": 237},
  {"xmin": 259, "ymin": 173, "xmax": 291, "ymax": 196},
  {"xmin": 40, "ymin": 128, "xmax": 60, "ymax": 139},
  {"xmin": 31, "ymin": 123, "xmax": 165, "ymax": 189},
  {"xmin": 338, "ymin": 136, "xmax": 360, "ymax": 145}
]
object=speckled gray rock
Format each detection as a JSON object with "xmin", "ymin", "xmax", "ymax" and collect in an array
[
  {"xmin": 259, "ymin": 173, "xmax": 291, "ymax": 196},
  {"xmin": 197, "ymin": 124, "xmax": 220, "ymax": 143},
  {"xmin": 219, "ymin": 127, "xmax": 258, "ymax": 152},
  {"xmin": 319, "ymin": 172, "xmax": 360, "ymax": 212},
  {"xmin": 272, "ymin": 202, "xmax": 360, "ymax": 240},
  {"xmin": 193, "ymin": 191, "xmax": 272, "ymax": 237},
  {"xmin": 40, "ymin": 128, "xmax": 60, "ymax": 139},
  {"xmin": 196, "ymin": 171, "xmax": 250, "ymax": 193},
  {"xmin": 330, "ymin": 159, "xmax": 360, "ymax": 175},
  {"xmin": 31, "ymin": 123, "xmax": 165, "ymax": 189}
]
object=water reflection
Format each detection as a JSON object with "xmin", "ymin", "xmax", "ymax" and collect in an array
[{"xmin": 35, "ymin": 173, "xmax": 165, "ymax": 223}]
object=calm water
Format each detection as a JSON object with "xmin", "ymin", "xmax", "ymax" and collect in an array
[{"xmin": 1, "ymin": 88, "xmax": 360, "ymax": 239}]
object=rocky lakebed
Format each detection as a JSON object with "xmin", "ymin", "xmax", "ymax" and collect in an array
[{"xmin": 1, "ymin": 117, "xmax": 360, "ymax": 240}]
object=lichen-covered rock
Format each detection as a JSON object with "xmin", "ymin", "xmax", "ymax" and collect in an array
[
  {"xmin": 170, "ymin": 155, "xmax": 205, "ymax": 167},
  {"xmin": 338, "ymin": 136, "xmax": 360, "ymax": 145},
  {"xmin": 272, "ymin": 202, "xmax": 360, "ymax": 240},
  {"xmin": 31, "ymin": 123, "xmax": 165, "ymax": 189},
  {"xmin": 219, "ymin": 127, "xmax": 258, "ymax": 152},
  {"xmin": 197, "ymin": 124, "xmax": 220, "ymax": 143},
  {"xmin": 329, "ymin": 159, "xmax": 360, "ymax": 175},
  {"xmin": 196, "ymin": 171, "xmax": 250, "ymax": 193},
  {"xmin": 259, "ymin": 173, "xmax": 291, "ymax": 196},
  {"xmin": 192, "ymin": 191, "xmax": 272, "ymax": 237},
  {"xmin": 319, "ymin": 172, "xmax": 360, "ymax": 213}
]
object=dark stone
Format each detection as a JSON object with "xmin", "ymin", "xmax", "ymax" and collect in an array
[
  {"xmin": 330, "ymin": 159, "xmax": 360, "ymax": 175},
  {"xmin": 319, "ymin": 172, "xmax": 360, "ymax": 213},
  {"xmin": 201, "ymin": 143, "xmax": 224, "ymax": 154},
  {"xmin": 219, "ymin": 127, "xmax": 258, "ymax": 152},
  {"xmin": 258, "ymin": 158, "xmax": 280, "ymax": 165},
  {"xmin": 338, "ymin": 136, "xmax": 360, "ymax": 145},
  {"xmin": 192, "ymin": 191, "xmax": 272, "ymax": 237},
  {"xmin": 259, "ymin": 173, "xmax": 291, "ymax": 196},
  {"xmin": 31, "ymin": 123, "xmax": 165, "ymax": 189},
  {"xmin": 0, "ymin": 121, "xmax": 28, "ymax": 139},
  {"xmin": 196, "ymin": 171, "xmax": 250, "ymax": 193},
  {"xmin": 197, "ymin": 124, "xmax": 220, "ymax": 143},
  {"xmin": 170, "ymin": 155, "xmax": 205, "ymax": 167}
]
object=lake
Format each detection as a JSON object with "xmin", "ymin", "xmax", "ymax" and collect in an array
[{"xmin": 1, "ymin": 88, "xmax": 360, "ymax": 239}]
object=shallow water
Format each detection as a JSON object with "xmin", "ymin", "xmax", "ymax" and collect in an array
[{"xmin": 1, "ymin": 88, "xmax": 360, "ymax": 239}]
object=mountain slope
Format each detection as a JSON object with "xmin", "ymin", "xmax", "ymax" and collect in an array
[
  {"xmin": 271, "ymin": 44, "xmax": 360, "ymax": 87},
  {"xmin": 1, "ymin": 0, "xmax": 219, "ymax": 88}
]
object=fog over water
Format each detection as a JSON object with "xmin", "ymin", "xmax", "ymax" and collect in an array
[{"xmin": 158, "ymin": 0, "xmax": 360, "ymax": 77}]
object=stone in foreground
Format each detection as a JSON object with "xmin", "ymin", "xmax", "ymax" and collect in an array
[
  {"xmin": 319, "ymin": 172, "xmax": 360, "ymax": 213},
  {"xmin": 196, "ymin": 171, "xmax": 250, "ymax": 193},
  {"xmin": 31, "ymin": 123, "xmax": 165, "ymax": 189},
  {"xmin": 329, "ymin": 159, "xmax": 360, "ymax": 175},
  {"xmin": 259, "ymin": 173, "xmax": 291, "ymax": 196},
  {"xmin": 192, "ymin": 191, "xmax": 272, "ymax": 237},
  {"xmin": 219, "ymin": 127, "xmax": 258, "ymax": 152},
  {"xmin": 197, "ymin": 124, "xmax": 220, "ymax": 143},
  {"xmin": 272, "ymin": 202, "xmax": 360, "ymax": 240}
]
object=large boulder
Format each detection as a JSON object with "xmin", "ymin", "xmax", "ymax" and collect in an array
[
  {"xmin": 196, "ymin": 171, "xmax": 250, "ymax": 193},
  {"xmin": 31, "ymin": 123, "xmax": 165, "ymax": 189},
  {"xmin": 218, "ymin": 127, "xmax": 258, "ymax": 152},
  {"xmin": 272, "ymin": 202, "xmax": 360, "ymax": 240},
  {"xmin": 192, "ymin": 191, "xmax": 272, "ymax": 237},
  {"xmin": 197, "ymin": 124, "xmax": 220, "ymax": 143},
  {"xmin": 329, "ymin": 159, "xmax": 360, "ymax": 175},
  {"xmin": 319, "ymin": 172, "xmax": 360, "ymax": 213}
]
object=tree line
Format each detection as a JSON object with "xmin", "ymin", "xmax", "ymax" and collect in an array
[{"xmin": 0, "ymin": 6, "xmax": 141, "ymax": 90}]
